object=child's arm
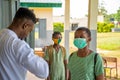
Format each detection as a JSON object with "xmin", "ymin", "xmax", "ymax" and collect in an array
[
  {"xmin": 67, "ymin": 70, "xmax": 71, "ymax": 80},
  {"xmin": 64, "ymin": 59, "xmax": 68, "ymax": 80}
]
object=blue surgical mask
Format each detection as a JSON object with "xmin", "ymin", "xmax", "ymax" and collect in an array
[{"xmin": 73, "ymin": 38, "xmax": 87, "ymax": 49}]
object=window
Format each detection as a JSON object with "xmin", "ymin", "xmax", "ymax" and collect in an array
[{"xmin": 71, "ymin": 23, "xmax": 78, "ymax": 31}]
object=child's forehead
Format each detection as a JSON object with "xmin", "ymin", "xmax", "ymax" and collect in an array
[
  {"xmin": 53, "ymin": 34, "xmax": 62, "ymax": 37},
  {"xmin": 75, "ymin": 30, "xmax": 87, "ymax": 35}
]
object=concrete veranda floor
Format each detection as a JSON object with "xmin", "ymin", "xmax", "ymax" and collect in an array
[
  {"xmin": 26, "ymin": 71, "xmax": 45, "ymax": 80},
  {"xmin": 27, "ymin": 71, "xmax": 120, "ymax": 80}
]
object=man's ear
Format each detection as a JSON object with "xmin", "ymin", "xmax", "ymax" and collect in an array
[{"xmin": 22, "ymin": 23, "xmax": 28, "ymax": 29}]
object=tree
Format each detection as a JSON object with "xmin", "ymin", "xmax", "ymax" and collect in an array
[
  {"xmin": 104, "ymin": 14, "xmax": 116, "ymax": 23},
  {"xmin": 98, "ymin": 0, "xmax": 107, "ymax": 16},
  {"xmin": 116, "ymin": 7, "xmax": 120, "ymax": 22},
  {"xmin": 53, "ymin": 23, "xmax": 64, "ymax": 32}
]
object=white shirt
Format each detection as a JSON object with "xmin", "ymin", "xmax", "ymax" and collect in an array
[{"xmin": 0, "ymin": 29, "xmax": 49, "ymax": 80}]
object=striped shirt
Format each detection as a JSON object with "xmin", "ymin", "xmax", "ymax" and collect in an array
[{"xmin": 67, "ymin": 51, "xmax": 104, "ymax": 80}]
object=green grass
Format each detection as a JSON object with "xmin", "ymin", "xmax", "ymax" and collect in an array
[
  {"xmin": 100, "ymin": 50, "xmax": 120, "ymax": 58},
  {"xmin": 97, "ymin": 32, "xmax": 120, "ymax": 50}
]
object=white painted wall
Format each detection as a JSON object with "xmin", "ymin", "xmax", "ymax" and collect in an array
[
  {"xmin": 97, "ymin": 15, "xmax": 104, "ymax": 22},
  {"xmin": 31, "ymin": 8, "xmax": 53, "ymax": 31},
  {"xmin": 31, "ymin": 8, "xmax": 53, "ymax": 48}
]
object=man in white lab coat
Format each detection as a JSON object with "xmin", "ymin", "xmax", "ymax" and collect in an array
[{"xmin": 0, "ymin": 7, "xmax": 49, "ymax": 80}]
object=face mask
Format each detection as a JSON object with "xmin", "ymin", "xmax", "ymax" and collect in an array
[
  {"xmin": 53, "ymin": 38, "xmax": 61, "ymax": 44},
  {"xmin": 73, "ymin": 38, "xmax": 87, "ymax": 49}
]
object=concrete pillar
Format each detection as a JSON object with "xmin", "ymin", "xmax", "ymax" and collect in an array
[
  {"xmin": 88, "ymin": 0, "xmax": 98, "ymax": 51},
  {"xmin": 64, "ymin": 0, "xmax": 70, "ymax": 57}
]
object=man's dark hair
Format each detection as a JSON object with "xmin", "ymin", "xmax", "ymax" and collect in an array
[
  {"xmin": 13, "ymin": 7, "xmax": 36, "ymax": 23},
  {"xmin": 76, "ymin": 27, "xmax": 91, "ymax": 37},
  {"xmin": 52, "ymin": 31, "xmax": 62, "ymax": 38}
]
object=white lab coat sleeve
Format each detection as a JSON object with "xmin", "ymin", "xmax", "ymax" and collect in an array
[{"xmin": 13, "ymin": 40, "xmax": 49, "ymax": 79}]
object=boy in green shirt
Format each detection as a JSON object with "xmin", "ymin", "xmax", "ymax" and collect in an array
[{"xmin": 44, "ymin": 31, "xmax": 67, "ymax": 80}]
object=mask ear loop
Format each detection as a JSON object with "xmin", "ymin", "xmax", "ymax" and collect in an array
[{"xmin": 22, "ymin": 23, "xmax": 30, "ymax": 31}]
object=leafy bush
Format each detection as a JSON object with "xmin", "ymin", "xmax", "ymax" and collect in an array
[
  {"xmin": 53, "ymin": 23, "xmax": 64, "ymax": 32},
  {"xmin": 97, "ymin": 22, "xmax": 114, "ymax": 32}
]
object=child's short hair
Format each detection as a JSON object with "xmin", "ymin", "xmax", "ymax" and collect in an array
[
  {"xmin": 52, "ymin": 31, "xmax": 62, "ymax": 38},
  {"xmin": 76, "ymin": 27, "xmax": 91, "ymax": 37}
]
